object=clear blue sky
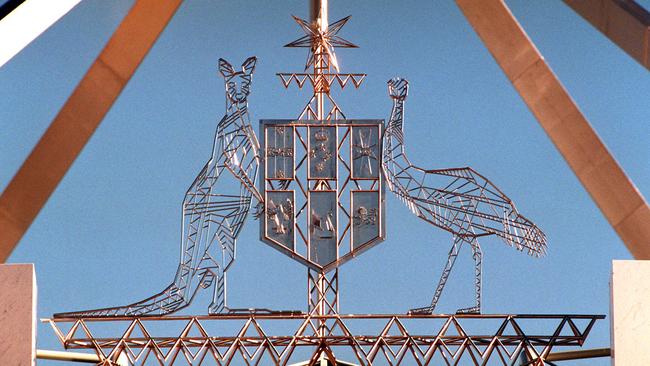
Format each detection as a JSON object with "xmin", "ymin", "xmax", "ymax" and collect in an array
[{"xmin": 1, "ymin": 1, "xmax": 648, "ymax": 365}]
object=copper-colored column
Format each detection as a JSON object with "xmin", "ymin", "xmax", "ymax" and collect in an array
[
  {"xmin": 310, "ymin": 0, "xmax": 328, "ymax": 30},
  {"xmin": 0, "ymin": 0, "xmax": 183, "ymax": 262},
  {"xmin": 563, "ymin": 0, "xmax": 650, "ymax": 71},
  {"xmin": 456, "ymin": 0, "xmax": 650, "ymax": 258}
]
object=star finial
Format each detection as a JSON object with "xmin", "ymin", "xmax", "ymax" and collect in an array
[{"xmin": 284, "ymin": 15, "xmax": 358, "ymax": 72}]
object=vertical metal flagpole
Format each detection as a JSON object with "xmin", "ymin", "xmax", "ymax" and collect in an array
[
  {"xmin": 312, "ymin": 0, "xmax": 327, "ymax": 121},
  {"xmin": 281, "ymin": 0, "xmax": 363, "ymax": 339},
  {"xmin": 310, "ymin": 0, "xmax": 329, "ymax": 333}
]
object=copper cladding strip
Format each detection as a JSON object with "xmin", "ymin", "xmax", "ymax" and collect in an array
[
  {"xmin": 456, "ymin": 0, "xmax": 650, "ymax": 258},
  {"xmin": 563, "ymin": 0, "xmax": 650, "ymax": 70},
  {"xmin": 0, "ymin": 0, "xmax": 183, "ymax": 262}
]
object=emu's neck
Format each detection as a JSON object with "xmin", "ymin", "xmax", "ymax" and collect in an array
[
  {"xmin": 383, "ymin": 98, "xmax": 406, "ymax": 161},
  {"xmin": 388, "ymin": 99, "xmax": 405, "ymax": 133}
]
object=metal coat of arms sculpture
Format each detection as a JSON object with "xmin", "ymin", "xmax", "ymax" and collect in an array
[
  {"xmin": 55, "ymin": 2, "xmax": 547, "ymax": 320},
  {"xmin": 43, "ymin": 3, "xmax": 613, "ymax": 366}
]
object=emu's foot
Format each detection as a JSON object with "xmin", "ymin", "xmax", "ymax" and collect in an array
[
  {"xmin": 456, "ymin": 306, "xmax": 480, "ymax": 314},
  {"xmin": 408, "ymin": 306, "xmax": 435, "ymax": 315}
]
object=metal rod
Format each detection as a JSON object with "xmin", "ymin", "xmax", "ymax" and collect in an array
[
  {"xmin": 546, "ymin": 347, "xmax": 611, "ymax": 361},
  {"xmin": 310, "ymin": 0, "xmax": 328, "ymax": 31},
  {"xmin": 43, "ymin": 313, "xmax": 606, "ymax": 322},
  {"xmin": 37, "ymin": 349, "xmax": 128, "ymax": 365},
  {"xmin": 310, "ymin": 0, "xmax": 328, "ymax": 120},
  {"xmin": 36, "ymin": 350, "xmax": 99, "ymax": 363}
]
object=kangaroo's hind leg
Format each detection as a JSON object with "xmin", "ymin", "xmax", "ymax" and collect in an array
[
  {"xmin": 205, "ymin": 270, "xmax": 226, "ymax": 315},
  {"xmin": 197, "ymin": 213, "xmax": 235, "ymax": 315}
]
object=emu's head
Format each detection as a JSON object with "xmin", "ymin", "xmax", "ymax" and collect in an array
[
  {"xmin": 387, "ymin": 77, "xmax": 408, "ymax": 101},
  {"xmin": 219, "ymin": 56, "xmax": 257, "ymax": 106}
]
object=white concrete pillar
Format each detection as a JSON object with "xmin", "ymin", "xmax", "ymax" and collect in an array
[
  {"xmin": 611, "ymin": 260, "xmax": 650, "ymax": 365},
  {"xmin": 0, "ymin": 264, "xmax": 36, "ymax": 366}
]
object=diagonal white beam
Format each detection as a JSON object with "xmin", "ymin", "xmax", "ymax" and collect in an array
[
  {"xmin": 456, "ymin": 0, "xmax": 650, "ymax": 258},
  {"xmin": 0, "ymin": 0, "xmax": 183, "ymax": 262},
  {"xmin": 0, "ymin": 0, "xmax": 83, "ymax": 68}
]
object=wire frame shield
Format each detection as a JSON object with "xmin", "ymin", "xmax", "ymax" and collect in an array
[{"xmin": 260, "ymin": 119, "xmax": 385, "ymax": 272}]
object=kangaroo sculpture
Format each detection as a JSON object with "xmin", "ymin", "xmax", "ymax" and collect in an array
[
  {"xmin": 55, "ymin": 57, "xmax": 263, "ymax": 317},
  {"xmin": 382, "ymin": 77, "xmax": 548, "ymax": 314}
]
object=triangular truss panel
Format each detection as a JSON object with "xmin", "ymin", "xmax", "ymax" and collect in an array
[{"xmin": 45, "ymin": 313, "xmax": 604, "ymax": 366}]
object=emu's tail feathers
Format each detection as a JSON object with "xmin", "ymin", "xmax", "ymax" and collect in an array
[{"xmin": 496, "ymin": 210, "xmax": 547, "ymax": 257}]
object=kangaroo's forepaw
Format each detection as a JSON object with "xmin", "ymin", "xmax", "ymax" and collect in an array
[{"xmin": 253, "ymin": 202, "xmax": 265, "ymax": 220}]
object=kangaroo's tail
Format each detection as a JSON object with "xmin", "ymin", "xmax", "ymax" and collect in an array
[
  {"xmin": 495, "ymin": 210, "xmax": 547, "ymax": 257},
  {"xmin": 53, "ymin": 279, "xmax": 192, "ymax": 318}
]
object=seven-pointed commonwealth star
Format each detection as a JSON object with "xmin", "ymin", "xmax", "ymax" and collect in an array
[{"xmin": 284, "ymin": 15, "xmax": 358, "ymax": 72}]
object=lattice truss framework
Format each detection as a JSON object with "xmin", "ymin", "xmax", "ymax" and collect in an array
[
  {"xmin": 44, "ymin": 10, "xmax": 601, "ymax": 366},
  {"xmin": 45, "ymin": 314, "xmax": 603, "ymax": 366}
]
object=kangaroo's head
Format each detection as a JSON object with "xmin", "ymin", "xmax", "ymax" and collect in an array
[
  {"xmin": 387, "ymin": 77, "xmax": 408, "ymax": 101},
  {"xmin": 219, "ymin": 56, "xmax": 257, "ymax": 107}
]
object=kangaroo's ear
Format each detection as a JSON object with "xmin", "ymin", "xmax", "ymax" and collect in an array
[
  {"xmin": 241, "ymin": 56, "xmax": 257, "ymax": 75},
  {"xmin": 218, "ymin": 58, "xmax": 235, "ymax": 77}
]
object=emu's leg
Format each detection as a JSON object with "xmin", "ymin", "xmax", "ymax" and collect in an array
[
  {"xmin": 409, "ymin": 235, "xmax": 463, "ymax": 314},
  {"xmin": 456, "ymin": 238, "xmax": 482, "ymax": 314}
]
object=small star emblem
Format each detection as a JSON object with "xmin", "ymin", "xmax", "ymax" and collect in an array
[{"xmin": 285, "ymin": 15, "xmax": 358, "ymax": 72}]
